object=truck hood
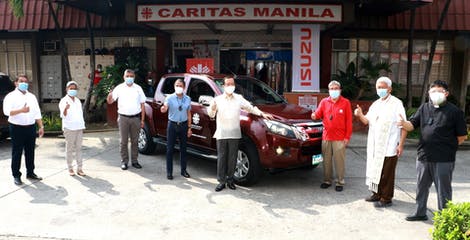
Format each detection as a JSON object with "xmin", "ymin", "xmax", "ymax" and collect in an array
[{"xmin": 255, "ymin": 103, "xmax": 317, "ymax": 124}]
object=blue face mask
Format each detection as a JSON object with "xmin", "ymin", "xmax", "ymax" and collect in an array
[
  {"xmin": 377, "ymin": 88, "xmax": 388, "ymax": 98},
  {"xmin": 329, "ymin": 90, "xmax": 341, "ymax": 99},
  {"xmin": 125, "ymin": 77, "xmax": 134, "ymax": 85},
  {"xmin": 18, "ymin": 82, "xmax": 28, "ymax": 91},
  {"xmin": 68, "ymin": 89, "xmax": 78, "ymax": 97}
]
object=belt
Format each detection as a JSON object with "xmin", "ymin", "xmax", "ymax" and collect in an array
[
  {"xmin": 119, "ymin": 113, "xmax": 141, "ymax": 118},
  {"xmin": 169, "ymin": 120, "xmax": 188, "ymax": 126}
]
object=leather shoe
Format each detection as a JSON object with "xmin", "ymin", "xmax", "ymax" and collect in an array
[
  {"xmin": 215, "ymin": 183, "xmax": 225, "ymax": 192},
  {"xmin": 121, "ymin": 163, "xmax": 128, "ymax": 170},
  {"xmin": 405, "ymin": 215, "xmax": 428, "ymax": 221},
  {"xmin": 320, "ymin": 183, "xmax": 331, "ymax": 189},
  {"xmin": 132, "ymin": 162, "xmax": 142, "ymax": 169},
  {"xmin": 335, "ymin": 185, "xmax": 343, "ymax": 192},
  {"xmin": 374, "ymin": 201, "xmax": 392, "ymax": 208},
  {"xmin": 167, "ymin": 174, "xmax": 173, "ymax": 180},
  {"xmin": 227, "ymin": 182, "xmax": 236, "ymax": 190},
  {"xmin": 14, "ymin": 177, "xmax": 23, "ymax": 185},
  {"xmin": 26, "ymin": 173, "xmax": 42, "ymax": 181},
  {"xmin": 365, "ymin": 195, "xmax": 380, "ymax": 202},
  {"xmin": 181, "ymin": 171, "xmax": 190, "ymax": 178}
]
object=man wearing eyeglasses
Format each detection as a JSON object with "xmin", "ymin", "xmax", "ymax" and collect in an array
[
  {"xmin": 160, "ymin": 79, "xmax": 192, "ymax": 180},
  {"xmin": 400, "ymin": 80, "xmax": 468, "ymax": 221},
  {"xmin": 311, "ymin": 80, "xmax": 353, "ymax": 192}
]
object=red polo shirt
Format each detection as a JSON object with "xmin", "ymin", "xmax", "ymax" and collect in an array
[{"xmin": 314, "ymin": 96, "xmax": 353, "ymax": 141}]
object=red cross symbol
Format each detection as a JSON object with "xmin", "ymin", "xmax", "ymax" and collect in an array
[{"xmin": 141, "ymin": 7, "xmax": 153, "ymax": 20}]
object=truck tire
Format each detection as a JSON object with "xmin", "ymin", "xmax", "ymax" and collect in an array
[
  {"xmin": 233, "ymin": 137, "xmax": 261, "ymax": 186},
  {"xmin": 138, "ymin": 124, "xmax": 156, "ymax": 154}
]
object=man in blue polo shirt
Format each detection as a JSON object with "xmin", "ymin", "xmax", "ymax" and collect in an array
[
  {"xmin": 161, "ymin": 79, "xmax": 192, "ymax": 180},
  {"xmin": 400, "ymin": 80, "xmax": 467, "ymax": 221}
]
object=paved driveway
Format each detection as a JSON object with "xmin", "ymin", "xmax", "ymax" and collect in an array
[{"xmin": 0, "ymin": 131, "xmax": 468, "ymax": 240}]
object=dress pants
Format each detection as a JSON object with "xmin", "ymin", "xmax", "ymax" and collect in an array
[
  {"xmin": 166, "ymin": 121, "xmax": 188, "ymax": 175},
  {"xmin": 216, "ymin": 139, "xmax": 239, "ymax": 184},
  {"xmin": 415, "ymin": 160, "xmax": 455, "ymax": 216},
  {"xmin": 10, "ymin": 124, "xmax": 36, "ymax": 178},
  {"xmin": 118, "ymin": 115, "xmax": 140, "ymax": 164},
  {"xmin": 63, "ymin": 128, "xmax": 83, "ymax": 170},
  {"xmin": 321, "ymin": 140, "xmax": 346, "ymax": 186},
  {"xmin": 374, "ymin": 156, "xmax": 398, "ymax": 202}
]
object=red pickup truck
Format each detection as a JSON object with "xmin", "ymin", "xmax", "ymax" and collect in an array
[{"xmin": 139, "ymin": 73, "xmax": 323, "ymax": 185}]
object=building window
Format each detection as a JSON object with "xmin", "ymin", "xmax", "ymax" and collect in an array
[{"xmin": 331, "ymin": 38, "xmax": 451, "ymax": 96}]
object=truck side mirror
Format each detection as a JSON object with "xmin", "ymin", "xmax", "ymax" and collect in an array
[{"xmin": 199, "ymin": 95, "xmax": 213, "ymax": 106}]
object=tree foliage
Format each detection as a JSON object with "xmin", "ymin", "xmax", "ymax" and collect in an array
[{"xmin": 9, "ymin": 0, "xmax": 24, "ymax": 18}]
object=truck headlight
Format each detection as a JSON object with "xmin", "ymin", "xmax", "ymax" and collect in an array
[{"xmin": 262, "ymin": 119, "xmax": 308, "ymax": 140}]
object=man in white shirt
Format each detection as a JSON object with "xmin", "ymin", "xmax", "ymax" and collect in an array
[
  {"xmin": 354, "ymin": 77, "xmax": 407, "ymax": 207},
  {"xmin": 208, "ymin": 76, "xmax": 273, "ymax": 192},
  {"xmin": 59, "ymin": 81, "xmax": 86, "ymax": 176},
  {"xmin": 2, "ymin": 74, "xmax": 44, "ymax": 185},
  {"xmin": 107, "ymin": 69, "xmax": 146, "ymax": 170}
]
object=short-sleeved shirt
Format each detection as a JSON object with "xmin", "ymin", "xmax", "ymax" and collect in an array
[
  {"xmin": 58, "ymin": 95, "xmax": 85, "ymax": 131},
  {"xmin": 112, "ymin": 82, "xmax": 146, "ymax": 115},
  {"xmin": 410, "ymin": 101, "xmax": 467, "ymax": 162},
  {"xmin": 2, "ymin": 88, "xmax": 42, "ymax": 126},
  {"xmin": 314, "ymin": 96, "xmax": 353, "ymax": 141},
  {"xmin": 207, "ymin": 92, "xmax": 262, "ymax": 139},
  {"xmin": 164, "ymin": 93, "xmax": 191, "ymax": 122}
]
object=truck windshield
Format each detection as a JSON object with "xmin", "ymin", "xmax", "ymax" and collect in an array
[{"xmin": 214, "ymin": 77, "xmax": 286, "ymax": 105}]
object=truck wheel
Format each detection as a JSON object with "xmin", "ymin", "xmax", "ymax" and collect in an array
[
  {"xmin": 233, "ymin": 138, "xmax": 261, "ymax": 186},
  {"xmin": 138, "ymin": 124, "xmax": 155, "ymax": 154}
]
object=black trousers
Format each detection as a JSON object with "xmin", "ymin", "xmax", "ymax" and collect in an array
[{"xmin": 9, "ymin": 124, "xmax": 36, "ymax": 178}]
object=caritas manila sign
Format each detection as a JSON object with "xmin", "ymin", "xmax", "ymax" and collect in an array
[
  {"xmin": 137, "ymin": 4, "xmax": 342, "ymax": 23},
  {"xmin": 186, "ymin": 58, "xmax": 214, "ymax": 74},
  {"xmin": 292, "ymin": 24, "xmax": 320, "ymax": 92}
]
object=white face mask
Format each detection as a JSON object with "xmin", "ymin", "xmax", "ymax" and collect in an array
[
  {"xmin": 224, "ymin": 86, "xmax": 235, "ymax": 94},
  {"xmin": 429, "ymin": 92, "xmax": 446, "ymax": 106},
  {"xmin": 174, "ymin": 86, "xmax": 184, "ymax": 94}
]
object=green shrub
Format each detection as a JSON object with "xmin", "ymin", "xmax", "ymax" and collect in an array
[
  {"xmin": 42, "ymin": 112, "xmax": 62, "ymax": 131},
  {"xmin": 432, "ymin": 201, "xmax": 470, "ymax": 240},
  {"xmin": 405, "ymin": 107, "xmax": 421, "ymax": 139}
]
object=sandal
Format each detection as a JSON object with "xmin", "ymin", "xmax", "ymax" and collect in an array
[
  {"xmin": 68, "ymin": 169, "xmax": 75, "ymax": 176},
  {"xmin": 77, "ymin": 169, "xmax": 86, "ymax": 176}
]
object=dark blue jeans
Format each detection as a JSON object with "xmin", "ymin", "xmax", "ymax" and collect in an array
[
  {"xmin": 166, "ymin": 121, "xmax": 188, "ymax": 175},
  {"xmin": 10, "ymin": 124, "xmax": 36, "ymax": 178}
]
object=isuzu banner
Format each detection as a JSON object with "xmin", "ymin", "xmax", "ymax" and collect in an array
[
  {"xmin": 137, "ymin": 4, "xmax": 341, "ymax": 23},
  {"xmin": 292, "ymin": 24, "xmax": 320, "ymax": 92}
]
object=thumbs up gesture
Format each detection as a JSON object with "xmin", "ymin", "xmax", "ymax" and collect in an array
[
  {"xmin": 21, "ymin": 103, "xmax": 30, "ymax": 113},
  {"xmin": 354, "ymin": 104, "xmax": 363, "ymax": 117}
]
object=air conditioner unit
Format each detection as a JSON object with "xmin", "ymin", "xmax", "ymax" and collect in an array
[{"xmin": 43, "ymin": 41, "xmax": 58, "ymax": 51}]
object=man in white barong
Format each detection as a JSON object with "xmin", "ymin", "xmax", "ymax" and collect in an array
[{"xmin": 354, "ymin": 76, "xmax": 407, "ymax": 208}]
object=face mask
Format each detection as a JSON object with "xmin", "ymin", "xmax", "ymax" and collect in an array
[
  {"xmin": 18, "ymin": 82, "xmax": 28, "ymax": 92},
  {"xmin": 224, "ymin": 86, "xmax": 235, "ymax": 94},
  {"xmin": 174, "ymin": 86, "xmax": 184, "ymax": 94},
  {"xmin": 377, "ymin": 88, "xmax": 388, "ymax": 98},
  {"xmin": 125, "ymin": 77, "xmax": 134, "ymax": 85},
  {"xmin": 68, "ymin": 89, "xmax": 77, "ymax": 97},
  {"xmin": 429, "ymin": 92, "xmax": 446, "ymax": 105},
  {"xmin": 329, "ymin": 90, "xmax": 340, "ymax": 99}
]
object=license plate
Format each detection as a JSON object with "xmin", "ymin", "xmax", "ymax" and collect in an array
[{"xmin": 312, "ymin": 154, "xmax": 323, "ymax": 165}]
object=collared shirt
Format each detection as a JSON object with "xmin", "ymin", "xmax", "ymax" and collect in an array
[
  {"xmin": 365, "ymin": 95, "xmax": 406, "ymax": 156},
  {"xmin": 112, "ymin": 82, "xmax": 146, "ymax": 115},
  {"xmin": 58, "ymin": 95, "xmax": 85, "ymax": 131},
  {"xmin": 314, "ymin": 96, "xmax": 352, "ymax": 141},
  {"xmin": 2, "ymin": 88, "xmax": 42, "ymax": 126},
  {"xmin": 164, "ymin": 93, "xmax": 191, "ymax": 122},
  {"xmin": 208, "ymin": 92, "xmax": 262, "ymax": 139},
  {"xmin": 410, "ymin": 101, "xmax": 467, "ymax": 162}
]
